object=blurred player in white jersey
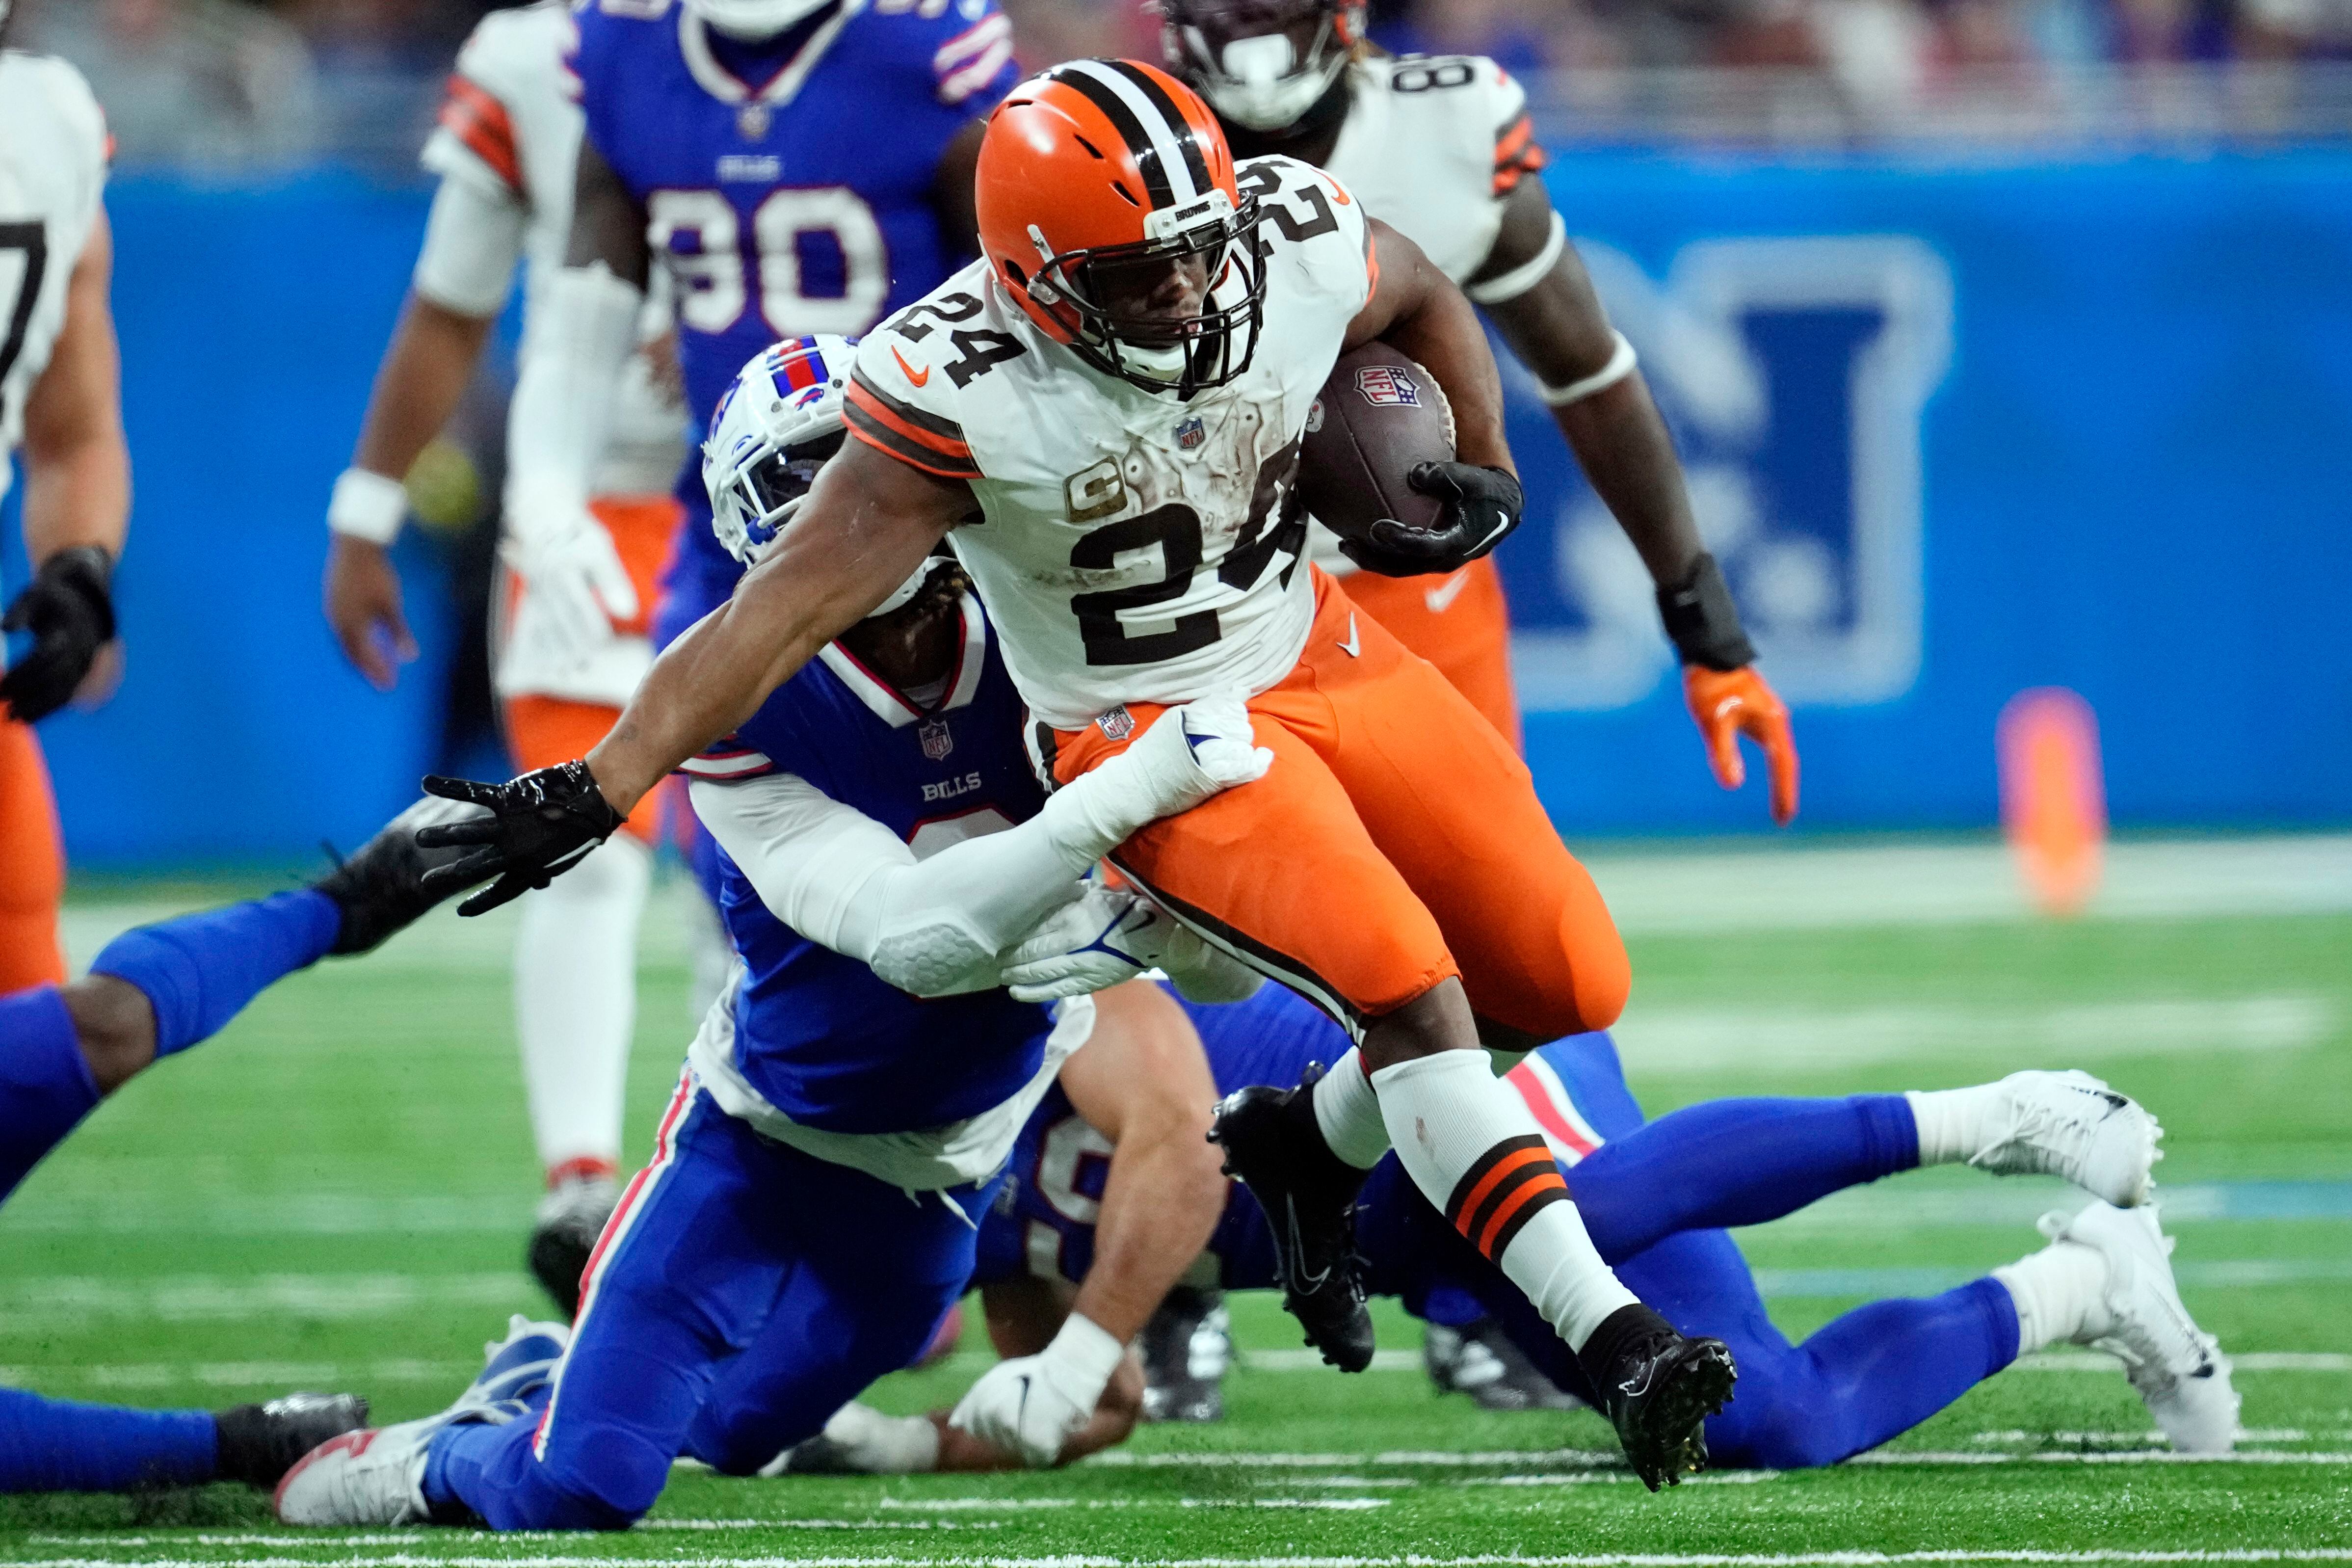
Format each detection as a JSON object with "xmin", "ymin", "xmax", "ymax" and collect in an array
[
  {"xmin": 1161, "ymin": 0, "xmax": 1797, "ymax": 810},
  {"xmin": 0, "ymin": 19, "xmax": 129, "ymax": 990},
  {"xmin": 322, "ymin": 0, "xmax": 688, "ymax": 1313}
]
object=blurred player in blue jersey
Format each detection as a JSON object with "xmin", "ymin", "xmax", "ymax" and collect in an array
[
  {"xmin": 776, "ymin": 980, "xmax": 2241, "ymax": 1475},
  {"xmin": 499, "ymin": 0, "xmax": 1020, "ymax": 681},
  {"xmin": 0, "ymin": 797, "xmax": 478, "ymax": 1494},
  {"xmin": 273, "ymin": 341, "xmax": 1268, "ymax": 1531}
]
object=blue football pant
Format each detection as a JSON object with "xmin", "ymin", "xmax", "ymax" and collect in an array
[
  {"xmin": 425, "ymin": 1069, "xmax": 1001, "ymax": 1530},
  {"xmin": 1403, "ymin": 1093, "xmax": 2018, "ymax": 1467}
]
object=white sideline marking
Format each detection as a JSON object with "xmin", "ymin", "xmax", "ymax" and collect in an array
[
  {"xmin": 19, "ymin": 1549, "xmax": 2352, "ymax": 1568},
  {"xmin": 0, "ymin": 1360, "xmax": 476, "ymax": 1390},
  {"xmin": 1585, "ymin": 833, "xmax": 2352, "ymax": 934},
  {"xmin": 1612, "ymin": 996, "xmax": 2335, "ymax": 1077}
]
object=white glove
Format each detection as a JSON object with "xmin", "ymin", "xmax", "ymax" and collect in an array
[
  {"xmin": 1002, "ymin": 883, "xmax": 1160, "ymax": 1001},
  {"xmin": 1002, "ymin": 881, "xmax": 1261, "ymax": 1003},
  {"xmin": 502, "ymin": 507, "xmax": 639, "ymax": 668},
  {"xmin": 948, "ymin": 1313, "xmax": 1124, "ymax": 1468},
  {"xmin": 1044, "ymin": 691, "xmax": 1273, "ymax": 861}
]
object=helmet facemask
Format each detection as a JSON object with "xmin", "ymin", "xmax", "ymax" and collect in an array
[
  {"xmin": 1023, "ymin": 186, "xmax": 1269, "ymax": 398},
  {"xmin": 1162, "ymin": 0, "xmax": 1356, "ymax": 133}
]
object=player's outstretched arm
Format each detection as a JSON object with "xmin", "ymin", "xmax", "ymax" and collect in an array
[
  {"xmin": 949, "ymin": 982, "xmax": 1226, "ymax": 1467},
  {"xmin": 417, "ymin": 443, "xmax": 965, "ymax": 914},
  {"xmin": 4, "ymin": 208, "xmax": 128, "ymax": 724},
  {"xmin": 1468, "ymin": 179, "xmax": 1798, "ymax": 824}
]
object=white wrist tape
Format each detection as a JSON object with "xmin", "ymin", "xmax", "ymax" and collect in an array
[
  {"xmin": 327, "ymin": 467, "xmax": 408, "ymax": 545},
  {"xmin": 1464, "ymin": 209, "xmax": 1567, "ymax": 306},
  {"xmin": 1042, "ymin": 1313, "xmax": 1127, "ymax": 1409},
  {"xmin": 1539, "ymin": 329, "xmax": 1638, "ymax": 407}
]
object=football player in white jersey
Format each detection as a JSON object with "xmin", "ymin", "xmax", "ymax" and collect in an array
[
  {"xmin": 1161, "ymin": 0, "xmax": 1798, "ymax": 814},
  {"xmin": 321, "ymin": 0, "xmax": 690, "ymax": 1313},
  {"xmin": 0, "ymin": 27, "xmax": 129, "ymax": 993},
  {"xmin": 418, "ymin": 59, "xmax": 1737, "ymax": 1490}
]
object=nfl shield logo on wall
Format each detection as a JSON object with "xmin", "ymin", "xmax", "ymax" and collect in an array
[
  {"xmin": 1175, "ymin": 417, "xmax": 1206, "ymax": 450},
  {"xmin": 919, "ymin": 718, "xmax": 954, "ymax": 762},
  {"xmin": 1355, "ymin": 366, "xmax": 1421, "ymax": 407}
]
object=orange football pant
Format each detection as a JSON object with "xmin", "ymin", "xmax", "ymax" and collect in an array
[
  {"xmin": 1337, "ymin": 557, "xmax": 1522, "ymax": 751},
  {"xmin": 0, "ymin": 719, "xmax": 67, "ymax": 990},
  {"xmin": 497, "ymin": 495, "xmax": 681, "ymax": 846},
  {"xmin": 1045, "ymin": 569, "xmax": 1625, "ymax": 1037}
]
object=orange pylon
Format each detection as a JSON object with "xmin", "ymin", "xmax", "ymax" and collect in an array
[{"xmin": 1998, "ymin": 688, "xmax": 2107, "ymax": 918}]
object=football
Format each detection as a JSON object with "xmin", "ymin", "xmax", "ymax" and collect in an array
[{"xmin": 1295, "ymin": 342, "xmax": 1458, "ymax": 546}]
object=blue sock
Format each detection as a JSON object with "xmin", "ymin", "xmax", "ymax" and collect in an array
[
  {"xmin": 0, "ymin": 1386, "xmax": 217, "ymax": 1492},
  {"xmin": 1567, "ymin": 1094, "xmax": 1919, "ymax": 1262},
  {"xmin": 0, "ymin": 986, "xmax": 101, "ymax": 1205},
  {"xmin": 88, "ymin": 890, "xmax": 343, "ymax": 1059}
]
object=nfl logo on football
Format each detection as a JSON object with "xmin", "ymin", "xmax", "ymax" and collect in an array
[
  {"xmin": 1355, "ymin": 366, "xmax": 1420, "ymax": 407},
  {"xmin": 919, "ymin": 717, "xmax": 954, "ymax": 762},
  {"xmin": 1175, "ymin": 416, "xmax": 1206, "ymax": 450}
]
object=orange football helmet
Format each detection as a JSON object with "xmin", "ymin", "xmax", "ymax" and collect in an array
[{"xmin": 976, "ymin": 59, "xmax": 1268, "ymax": 396}]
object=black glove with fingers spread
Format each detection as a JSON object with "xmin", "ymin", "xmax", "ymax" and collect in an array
[
  {"xmin": 415, "ymin": 760, "xmax": 627, "ymax": 917},
  {"xmin": 1335, "ymin": 463, "xmax": 1523, "ymax": 578},
  {"xmin": 1, "ymin": 546, "xmax": 115, "ymax": 723}
]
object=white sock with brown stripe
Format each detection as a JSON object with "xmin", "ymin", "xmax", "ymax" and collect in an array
[{"xmin": 1370, "ymin": 1049, "xmax": 1639, "ymax": 1351}]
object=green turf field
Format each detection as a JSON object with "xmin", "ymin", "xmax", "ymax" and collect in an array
[{"xmin": 5, "ymin": 839, "xmax": 2350, "ymax": 1563}]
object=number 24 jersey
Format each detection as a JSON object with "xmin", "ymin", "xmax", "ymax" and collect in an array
[{"xmin": 844, "ymin": 155, "xmax": 1378, "ymax": 732}]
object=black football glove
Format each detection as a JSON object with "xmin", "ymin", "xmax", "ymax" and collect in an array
[
  {"xmin": 1, "ymin": 546, "xmax": 115, "ymax": 723},
  {"xmin": 1334, "ymin": 463, "xmax": 1523, "ymax": 579},
  {"xmin": 414, "ymin": 760, "xmax": 627, "ymax": 917}
]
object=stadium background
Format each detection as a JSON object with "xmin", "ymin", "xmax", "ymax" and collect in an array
[{"xmin": 7, "ymin": 0, "xmax": 2352, "ymax": 861}]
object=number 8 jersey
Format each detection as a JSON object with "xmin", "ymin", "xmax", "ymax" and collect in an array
[{"xmin": 846, "ymin": 155, "xmax": 1377, "ymax": 731}]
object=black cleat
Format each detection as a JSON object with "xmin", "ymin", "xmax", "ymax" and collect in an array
[
  {"xmin": 1426, "ymin": 1317, "xmax": 1582, "ymax": 1411},
  {"xmin": 314, "ymin": 796, "xmax": 488, "ymax": 956},
  {"xmin": 1140, "ymin": 1285, "xmax": 1231, "ymax": 1423},
  {"xmin": 527, "ymin": 1174, "xmax": 618, "ymax": 1318},
  {"xmin": 1579, "ymin": 1303, "xmax": 1737, "ymax": 1491},
  {"xmin": 1209, "ymin": 1072, "xmax": 1376, "ymax": 1373},
  {"xmin": 213, "ymin": 1392, "xmax": 370, "ymax": 1488}
]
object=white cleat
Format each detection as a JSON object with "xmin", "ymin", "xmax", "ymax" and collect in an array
[
  {"xmin": 2042, "ymin": 1200, "xmax": 2239, "ymax": 1453},
  {"xmin": 274, "ymin": 1314, "xmax": 570, "ymax": 1526},
  {"xmin": 273, "ymin": 1415, "xmax": 441, "ymax": 1526},
  {"xmin": 1973, "ymin": 1070, "xmax": 2162, "ymax": 1206}
]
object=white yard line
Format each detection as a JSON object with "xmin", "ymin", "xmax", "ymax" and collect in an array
[{"xmin": 18, "ymin": 1549, "xmax": 2352, "ymax": 1568}]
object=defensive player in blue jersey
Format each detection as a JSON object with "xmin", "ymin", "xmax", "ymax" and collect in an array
[
  {"xmin": 499, "ymin": 0, "xmax": 1021, "ymax": 675},
  {"xmin": 273, "ymin": 341, "xmax": 1269, "ymax": 1531},
  {"xmin": 776, "ymin": 981, "xmax": 2241, "ymax": 1476},
  {"xmin": 0, "ymin": 799, "xmax": 475, "ymax": 1494}
]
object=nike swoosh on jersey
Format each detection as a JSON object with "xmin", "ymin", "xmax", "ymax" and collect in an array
[
  {"xmin": 1424, "ymin": 570, "xmax": 1472, "ymax": 613},
  {"xmin": 1339, "ymin": 612, "xmax": 1362, "ymax": 659},
  {"xmin": 892, "ymin": 346, "xmax": 931, "ymax": 387}
]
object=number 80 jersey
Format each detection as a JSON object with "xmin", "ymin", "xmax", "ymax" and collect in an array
[
  {"xmin": 570, "ymin": 0, "xmax": 1018, "ymax": 436},
  {"xmin": 846, "ymin": 156, "xmax": 1378, "ymax": 732}
]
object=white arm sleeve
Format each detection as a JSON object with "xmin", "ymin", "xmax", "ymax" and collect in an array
[
  {"xmin": 411, "ymin": 172, "xmax": 528, "ymax": 319},
  {"xmin": 503, "ymin": 262, "xmax": 644, "ymax": 539},
  {"xmin": 692, "ymin": 756, "xmax": 1188, "ymax": 999}
]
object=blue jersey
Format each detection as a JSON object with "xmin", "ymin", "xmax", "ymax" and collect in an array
[
  {"xmin": 684, "ymin": 592, "xmax": 1053, "ymax": 1135},
  {"xmin": 973, "ymin": 984, "xmax": 1642, "ymax": 1293},
  {"xmin": 570, "ymin": 0, "xmax": 1017, "ymax": 602}
]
